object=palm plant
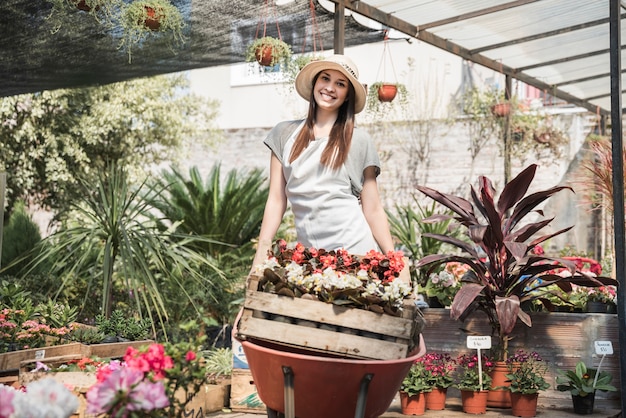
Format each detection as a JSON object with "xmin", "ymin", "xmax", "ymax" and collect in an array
[
  {"xmin": 14, "ymin": 163, "xmax": 226, "ymax": 334},
  {"xmin": 149, "ymin": 164, "xmax": 269, "ymax": 325},
  {"xmin": 415, "ymin": 164, "xmax": 618, "ymax": 359},
  {"xmin": 387, "ymin": 198, "xmax": 461, "ymax": 286}
]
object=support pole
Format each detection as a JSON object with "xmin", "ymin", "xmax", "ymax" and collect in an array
[
  {"xmin": 333, "ymin": 2, "xmax": 345, "ymax": 54},
  {"xmin": 608, "ymin": 0, "xmax": 626, "ymax": 409},
  {"xmin": 0, "ymin": 172, "xmax": 5, "ymax": 269},
  {"xmin": 503, "ymin": 75, "xmax": 512, "ymax": 184}
]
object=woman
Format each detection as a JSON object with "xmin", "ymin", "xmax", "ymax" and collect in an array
[{"xmin": 252, "ymin": 54, "xmax": 394, "ymax": 266}]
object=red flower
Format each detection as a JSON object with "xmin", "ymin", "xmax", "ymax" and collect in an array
[{"xmin": 185, "ymin": 351, "xmax": 196, "ymax": 362}]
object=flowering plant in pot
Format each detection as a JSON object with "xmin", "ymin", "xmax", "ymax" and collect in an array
[
  {"xmin": 455, "ymin": 352, "xmax": 494, "ymax": 392},
  {"xmin": 245, "ymin": 36, "xmax": 292, "ymax": 68},
  {"xmin": 415, "ymin": 164, "xmax": 618, "ymax": 361},
  {"xmin": 455, "ymin": 353, "xmax": 494, "ymax": 414},
  {"xmin": 0, "ymin": 377, "xmax": 79, "ymax": 418},
  {"xmin": 424, "ymin": 262, "xmax": 467, "ymax": 306},
  {"xmin": 503, "ymin": 349, "xmax": 550, "ymax": 417},
  {"xmin": 555, "ymin": 361, "xmax": 617, "ymax": 414},
  {"xmin": 504, "ymin": 349, "xmax": 550, "ymax": 394},
  {"xmin": 253, "ymin": 240, "xmax": 411, "ymax": 316},
  {"xmin": 399, "ymin": 359, "xmax": 430, "ymax": 415},
  {"xmin": 119, "ymin": 0, "xmax": 186, "ymax": 63}
]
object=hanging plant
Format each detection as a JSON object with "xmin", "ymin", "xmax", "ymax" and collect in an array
[
  {"xmin": 245, "ymin": 36, "xmax": 292, "ymax": 68},
  {"xmin": 119, "ymin": 0, "xmax": 186, "ymax": 63},
  {"xmin": 366, "ymin": 82, "xmax": 409, "ymax": 114},
  {"xmin": 46, "ymin": 0, "xmax": 120, "ymax": 26}
]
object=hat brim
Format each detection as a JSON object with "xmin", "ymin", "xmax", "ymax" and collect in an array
[{"xmin": 295, "ymin": 60, "xmax": 367, "ymax": 114}]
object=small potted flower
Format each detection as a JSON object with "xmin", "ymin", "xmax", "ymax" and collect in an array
[
  {"xmin": 419, "ymin": 352, "xmax": 456, "ymax": 410},
  {"xmin": 455, "ymin": 353, "xmax": 494, "ymax": 414},
  {"xmin": 503, "ymin": 349, "xmax": 550, "ymax": 417},
  {"xmin": 423, "ymin": 262, "xmax": 467, "ymax": 307},
  {"xmin": 245, "ymin": 36, "xmax": 292, "ymax": 68},
  {"xmin": 399, "ymin": 359, "xmax": 431, "ymax": 415},
  {"xmin": 584, "ymin": 285, "xmax": 617, "ymax": 313},
  {"xmin": 556, "ymin": 361, "xmax": 617, "ymax": 415}
]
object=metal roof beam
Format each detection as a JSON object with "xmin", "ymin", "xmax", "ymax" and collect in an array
[{"xmin": 330, "ymin": 0, "xmax": 610, "ymax": 115}]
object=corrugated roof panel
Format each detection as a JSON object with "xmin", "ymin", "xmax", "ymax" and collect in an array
[
  {"xmin": 366, "ymin": 0, "xmax": 508, "ymax": 25},
  {"xmin": 427, "ymin": 0, "xmax": 606, "ymax": 50},
  {"xmin": 480, "ymin": 26, "xmax": 608, "ymax": 69},
  {"xmin": 525, "ymin": 55, "xmax": 611, "ymax": 85}
]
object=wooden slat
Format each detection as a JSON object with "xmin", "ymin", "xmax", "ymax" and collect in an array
[
  {"xmin": 243, "ymin": 290, "xmax": 413, "ymax": 338},
  {"xmin": 238, "ymin": 314, "xmax": 408, "ymax": 360}
]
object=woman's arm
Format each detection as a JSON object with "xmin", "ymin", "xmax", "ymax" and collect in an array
[
  {"xmin": 360, "ymin": 166, "xmax": 394, "ymax": 253},
  {"xmin": 252, "ymin": 153, "xmax": 288, "ymax": 268}
]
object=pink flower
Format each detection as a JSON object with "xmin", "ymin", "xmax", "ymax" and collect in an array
[
  {"xmin": 128, "ymin": 380, "xmax": 169, "ymax": 411},
  {"xmin": 185, "ymin": 351, "xmax": 197, "ymax": 362},
  {"xmin": 0, "ymin": 385, "xmax": 16, "ymax": 418},
  {"xmin": 86, "ymin": 367, "xmax": 144, "ymax": 414}
]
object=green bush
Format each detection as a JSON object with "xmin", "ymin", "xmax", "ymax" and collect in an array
[{"xmin": 1, "ymin": 201, "xmax": 42, "ymax": 275}]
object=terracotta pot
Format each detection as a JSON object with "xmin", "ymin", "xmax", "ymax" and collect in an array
[
  {"xmin": 400, "ymin": 391, "xmax": 426, "ymax": 416},
  {"xmin": 487, "ymin": 361, "xmax": 517, "ymax": 408},
  {"xmin": 377, "ymin": 84, "xmax": 398, "ymax": 102},
  {"xmin": 424, "ymin": 386, "xmax": 447, "ymax": 410},
  {"xmin": 143, "ymin": 6, "xmax": 163, "ymax": 31},
  {"xmin": 255, "ymin": 44, "xmax": 275, "ymax": 67},
  {"xmin": 572, "ymin": 392, "xmax": 595, "ymax": 415},
  {"xmin": 511, "ymin": 392, "xmax": 539, "ymax": 417},
  {"xmin": 490, "ymin": 102, "xmax": 511, "ymax": 117},
  {"xmin": 461, "ymin": 390, "xmax": 489, "ymax": 414},
  {"xmin": 74, "ymin": 0, "xmax": 99, "ymax": 11}
]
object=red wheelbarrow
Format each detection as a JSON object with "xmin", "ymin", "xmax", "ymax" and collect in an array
[{"xmin": 236, "ymin": 333, "xmax": 425, "ymax": 418}]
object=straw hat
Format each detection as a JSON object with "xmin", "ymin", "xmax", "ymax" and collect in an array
[{"xmin": 295, "ymin": 54, "xmax": 367, "ymax": 113}]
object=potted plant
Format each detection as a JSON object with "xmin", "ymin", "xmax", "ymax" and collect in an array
[
  {"xmin": 503, "ymin": 349, "xmax": 550, "ymax": 417},
  {"xmin": 245, "ymin": 36, "xmax": 292, "ymax": 68},
  {"xmin": 455, "ymin": 353, "xmax": 494, "ymax": 414},
  {"xmin": 556, "ymin": 361, "xmax": 617, "ymax": 414},
  {"xmin": 119, "ymin": 0, "xmax": 186, "ymax": 63},
  {"xmin": 399, "ymin": 358, "xmax": 431, "ymax": 416},
  {"xmin": 367, "ymin": 82, "xmax": 409, "ymax": 110},
  {"xmin": 423, "ymin": 262, "xmax": 467, "ymax": 307},
  {"xmin": 419, "ymin": 352, "xmax": 456, "ymax": 410},
  {"xmin": 415, "ymin": 164, "xmax": 618, "ymax": 360},
  {"xmin": 46, "ymin": 0, "xmax": 120, "ymax": 25},
  {"xmin": 584, "ymin": 285, "xmax": 617, "ymax": 313}
]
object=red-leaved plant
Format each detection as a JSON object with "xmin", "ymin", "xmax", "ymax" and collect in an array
[{"xmin": 415, "ymin": 164, "xmax": 618, "ymax": 360}]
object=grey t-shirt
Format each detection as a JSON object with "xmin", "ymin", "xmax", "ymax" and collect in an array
[{"xmin": 263, "ymin": 119, "xmax": 381, "ymax": 198}]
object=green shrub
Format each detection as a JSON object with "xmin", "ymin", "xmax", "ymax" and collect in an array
[{"xmin": 1, "ymin": 201, "xmax": 42, "ymax": 275}]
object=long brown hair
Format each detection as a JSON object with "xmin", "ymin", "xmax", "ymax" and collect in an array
[{"xmin": 289, "ymin": 72, "xmax": 357, "ymax": 170}]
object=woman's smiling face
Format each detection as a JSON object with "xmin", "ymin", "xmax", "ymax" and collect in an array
[{"xmin": 313, "ymin": 69, "xmax": 350, "ymax": 112}]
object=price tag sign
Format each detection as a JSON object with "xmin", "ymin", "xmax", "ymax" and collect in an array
[
  {"xmin": 467, "ymin": 336, "xmax": 492, "ymax": 349},
  {"xmin": 594, "ymin": 341, "xmax": 613, "ymax": 355}
]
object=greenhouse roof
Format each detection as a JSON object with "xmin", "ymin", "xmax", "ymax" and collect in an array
[{"xmin": 1, "ymin": 0, "xmax": 624, "ymax": 118}]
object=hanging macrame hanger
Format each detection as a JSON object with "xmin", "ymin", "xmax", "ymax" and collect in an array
[
  {"xmin": 375, "ymin": 30, "xmax": 398, "ymax": 83},
  {"xmin": 301, "ymin": 0, "xmax": 323, "ymax": 53},
  {"xmin": 255, "ymin": 0, "xmax": 283, "ymax": 41}
]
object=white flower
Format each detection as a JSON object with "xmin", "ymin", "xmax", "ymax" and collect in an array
[
  {"xmin": 254, "ymin": 257, "xmax": 280, "ymax": 274},
  {"xmin": 12, "ymin": 377, "xmax": 79, "ymax": 418}
]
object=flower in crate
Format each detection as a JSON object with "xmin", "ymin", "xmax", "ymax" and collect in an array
[
  {"xmin": 504, "ymin": 349, "xmax": 550, "ymax": 394},
  {"xmin": 423, "ymin": 262, "xmax": 467, "ymax": 306},
  {"xmin": 255, "ymin": 240, "xmax": 411, "ymax": 315},
  {"xmin": 454, "ymin": 353, "xmax": 494, "ymax": 392}
]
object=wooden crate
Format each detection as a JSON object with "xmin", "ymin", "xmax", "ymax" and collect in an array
[
  {"xmin": 230, "ymin": 368, "xmax": 266, "ymax": 413},
  {"xmin": 236, "ymin": 277, "xmax": 420, "ymax": 360}
]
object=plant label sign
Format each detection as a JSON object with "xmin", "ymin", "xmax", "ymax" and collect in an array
[
  {"xmin": 594, "ymin": 341, "xmax": 613, "ymax": 355},
  {"xmin": 467, "ymin": 336, "xmax": 491, "ymax": 349}
]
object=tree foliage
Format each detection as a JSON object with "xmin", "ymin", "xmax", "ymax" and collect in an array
[{"xmin": 0, "ymin": 74, "xmax": 220, "ymax": 218}]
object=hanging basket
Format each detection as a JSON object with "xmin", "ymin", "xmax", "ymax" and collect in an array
[
  {"xmin": 143, "ymin": 6, "xmax": 163, "ymax": 31},
  {"xmin": 377, "ymin": 83, "xmax": 398, "ymax": 102}
]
